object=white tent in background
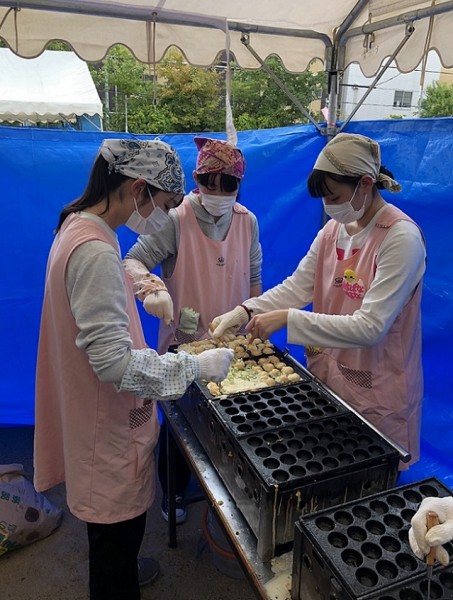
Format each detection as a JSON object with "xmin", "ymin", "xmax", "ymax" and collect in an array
[{"xmin": 0, "ymin": 48, "xmax": 103, "ymax": 126}]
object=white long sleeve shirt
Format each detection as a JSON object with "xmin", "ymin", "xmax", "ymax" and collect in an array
[{"xmin": 245, "ymin": 206, "xmax": 426, "ymax": 350}]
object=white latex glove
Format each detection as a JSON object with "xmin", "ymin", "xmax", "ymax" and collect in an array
[
  {"xmin": 143, "ymin": 290, "xmax": 174, "ymax": 325},
  {"xmin": 409, "ymin": 496, "xmax": 453, "ymax": 566},
  {"xmin": 210, "ymin": 306, "xmax": 250, "ymax": 341},
  {"xmin": 197, "ymin": 348, "xmax": 234, "ymax": 383}
]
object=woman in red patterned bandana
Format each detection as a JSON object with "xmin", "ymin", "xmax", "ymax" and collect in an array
[
  {"xmin": 124, "ymin": 136, "xmax": 263, "ymax": 523},
  {"xmin": 211, "ymin": 133, "xmax": 426, "ymax": 471}
]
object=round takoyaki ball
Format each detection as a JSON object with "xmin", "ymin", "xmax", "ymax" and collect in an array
[
  {"xmin": 249, "ymin": 348, "xmax": 262, "ymax": 356},
  {"xmin": 262, "ymin": 347, "xmax": 275, "ymax": 355},
  {"xmin": 228, "ymin": 339, "xmax": 244, "ymax": 349},
  {"xmin": 288, "ymin": 373, "xmax": 302, "ymax": 382},
  {"xmin": 207, "ymin": 382, "xmax": 220, "ymax": 396}
]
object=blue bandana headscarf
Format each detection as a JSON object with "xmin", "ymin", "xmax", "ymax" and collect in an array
[{"xmin": 100, "ymin": 139, "xmax": 185, "ymax": 194}]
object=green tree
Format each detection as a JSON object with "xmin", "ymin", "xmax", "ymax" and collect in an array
[
  {"xmin": 89, "ymin": 46, "xmax": 224, "ymax": 133},
  {"xmin": 157, "ymin": 49, "xmax": 224, "ymax": 132},
  {"xmin": 46, "ymin": 41, "xmax": 72, "ymax": 51},
  {"xmin": 89, "ymin": 45, "xmax": 151, "ymax": 131},
  {"xmin": 89, "ymin": 47, "xmax": 327, "ymax": 133},
  {"xmin": 419, "ymin": 81, "xmax": 453, "ymax": 117},
  {"xmin": 231, "ymin": 57, "xmax": 326, "ymax": 129}
]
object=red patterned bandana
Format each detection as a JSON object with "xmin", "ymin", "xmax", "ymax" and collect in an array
[{"xmin": 194, "ymin": 137, "xmax": 246, "ymax": 179}]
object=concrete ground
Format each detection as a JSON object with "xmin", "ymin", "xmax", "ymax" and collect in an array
[{"xmin": 0, "ymin": 426, "xmax": 255, "ymax": 600}]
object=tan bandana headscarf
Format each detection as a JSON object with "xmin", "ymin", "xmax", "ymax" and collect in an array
[
  {"xmin": 100, "ymin": 139, "xmax": 185, "ymax": 194},
  {"xmin": 313, "ymin": 133, "xmax": 401, "ymax": 193}
]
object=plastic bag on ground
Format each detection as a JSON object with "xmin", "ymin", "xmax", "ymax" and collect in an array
[{"xmin": 0, "ymin": 463, "xmax": 62, "ymax": 556}]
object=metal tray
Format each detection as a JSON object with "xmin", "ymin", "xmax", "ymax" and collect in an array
[{"xmin": 292, "ymin": 477, "xmax": 453, "ymax": 600}]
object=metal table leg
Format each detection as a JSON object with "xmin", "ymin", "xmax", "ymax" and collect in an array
[{"xmin": 166, "ymin": 412, "xmax": 177, "ymax": 548}]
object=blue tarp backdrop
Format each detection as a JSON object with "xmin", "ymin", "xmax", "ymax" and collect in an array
[{"xmin": 1, "ymin": 119, "xmax": 452, "ymax": 487}]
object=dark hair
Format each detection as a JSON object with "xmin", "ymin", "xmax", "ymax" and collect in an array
[
  {"xmin": 55, "ymin": 155, "xmax": 160, "ymax": 232},
  {"xmin": 196, "ymin": 172, "xmax": 240, "ymax": 193},
  {"xmin": 307, "ymin": 165, "xmax": 395, "ymax": 198},
  {"xmin": 376, "ymin": 166, "xmax": 395, "ymax": 190},
  {"xmin": 55, "ymin": 155, "xmax": 128, "ymax": 232}
]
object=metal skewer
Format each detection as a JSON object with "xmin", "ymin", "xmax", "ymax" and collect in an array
[{"xmin": 426, "ymin": 511, "xmax": 439, "ymax": 600}]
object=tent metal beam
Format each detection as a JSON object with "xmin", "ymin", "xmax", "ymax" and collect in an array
[
  {"xmin": 326, "ymin": 0, "xmax": 453, "ymax": 137},
  {"xmin": 341, "ymin": 0, "xmax": 453, "ymax": 42},
  {"xmin": 337, "ymin": 23, "xmax": 415, "ymax": 131},
  {"xmin": 3, "ymin": 0, "xmax": 453, "ymax": 42},
  {"xmin": 1, "ymin": 1, "xmax": 453, "ymax": 58},
  {"xmin": 0, "ymin": 1, "xmax": 332, "ymax": 46}
]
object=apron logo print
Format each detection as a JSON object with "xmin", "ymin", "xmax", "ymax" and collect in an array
[{"xmin": 342, "ymin": 268, "xmax": 365, "ymax": 299}]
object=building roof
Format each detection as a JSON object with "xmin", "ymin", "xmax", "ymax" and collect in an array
[{"xmin": 0, "ymin": 49, "xmax": 103, "ymax": 123}]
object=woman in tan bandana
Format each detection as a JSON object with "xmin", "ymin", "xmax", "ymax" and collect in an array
[
  {"xmin": 34, "ymin": 139, "xmax": 234, "ymax": 600},
  {"xmin": 211, "ymin": 133, "xmax": 426, "ymax": 471},
  {"xmin": 124, "ymin": 136, "xmax": 262, "ymax": 523}
]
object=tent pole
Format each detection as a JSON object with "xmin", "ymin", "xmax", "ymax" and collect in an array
[
  {"xmin": 324, "ymin": 0, "xmax": 370, "ymax": 139},
  {"xmin": 326, "ymin": 76, "xmax": 338, "ymax": 139},
  {"xmin": 323, "ymin": 0, "xmax": 371, "ymax": 139}
]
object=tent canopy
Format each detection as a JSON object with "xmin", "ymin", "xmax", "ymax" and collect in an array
[
  {"xmin": 0, "ymin": 48, "xmax": 102, "ymax": 123},
  {"xmin": 0, "ymin": 1, "xmax": 453, "ymax": 77}
]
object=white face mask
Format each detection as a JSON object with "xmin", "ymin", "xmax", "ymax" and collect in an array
[
  {"xmin": 200, "ymin": 192, "xmax": 237, "ymax": 217},
  {"xmin": 323, "ymin": 183, "xmax": 367, "ymax": 224},
  {"xmin": 126, "ymin": 193, "xmax": 170, "ymax": 235}
]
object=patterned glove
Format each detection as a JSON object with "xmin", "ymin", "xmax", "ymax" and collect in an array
[
  {"xmin": 409, "ymin": 496, "xmax": 453, "ymax": 566},
  {"xmin": 124, "ymin": 258, "xmax": 173, "ymax": 324},
  {"xmin": 210, "ymin": 306, "xmax": 250, "ymax": 341},
  {"xmin": 197, "ymin": 348, "xmax": 234, "ymax": 383}
]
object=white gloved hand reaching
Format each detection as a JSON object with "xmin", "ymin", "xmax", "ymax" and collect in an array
[
  {"xmin": 143, "ymin": 290, "xmax": 174, "ymax": 325},
  {"xmin": 409, "ymin": 496, "xmax": 453, "ymax": 566},
  {"xmin": 124, "ymin": 258, "xmax": 174, "ymax": 325},
  {"xmin": 210, "ymin": 306, "xmax": 250, "ymax": 341},
  {"xmin": 197, "ymin": 348, "xmax": 234, "ymax": 383}
]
